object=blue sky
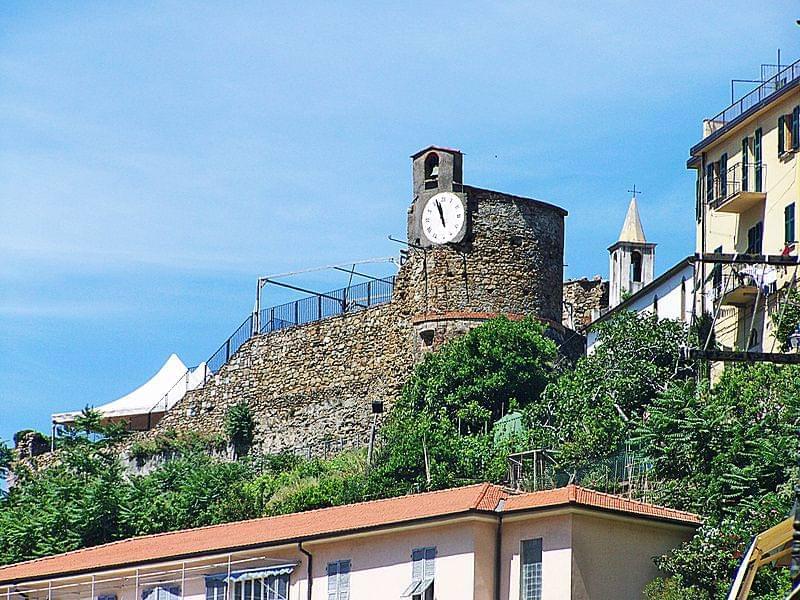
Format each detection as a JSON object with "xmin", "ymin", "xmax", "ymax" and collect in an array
[{"xmin": 1, "ymin": 1, "xmax": 798, "ymax": 444}]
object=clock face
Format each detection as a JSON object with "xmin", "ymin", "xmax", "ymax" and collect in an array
[{"xmin": 421, "ymin": 192, "xmax": 466, "ymax": 244}]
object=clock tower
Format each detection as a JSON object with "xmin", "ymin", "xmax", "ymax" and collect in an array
[
  {"xmin": 397, "ymin": 145, "xmax": 569, "ymax": 356},
  {"xmin": 408, "ymin": 146, "xmax": 469, "ymax": 247}
]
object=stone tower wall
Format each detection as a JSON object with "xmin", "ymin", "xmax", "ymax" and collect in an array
[{"xmin": 400, "ymin": 186, "xmax": 565, "ymax": 322}]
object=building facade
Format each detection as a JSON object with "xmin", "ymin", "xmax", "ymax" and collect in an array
[
  {"xmin": 0, "ymin": 483, "xmax": 699, "ymax": 600},
  {"xmin": 689, "ymin": 60, "xmax": 800, "ymax": 353}
]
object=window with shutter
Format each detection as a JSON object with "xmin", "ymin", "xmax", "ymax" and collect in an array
[
  {"xmin": 403, "ymin": 547, "xmax": 435, "ymax": 599},
  {"xmin": 779, "ymin": 115, "xmax": 786, "ymax": 154},
  {"xmin": 793, "ymin": 106, "xmax": 799, "ymax": 150},
  {"xmin": 747, "ymin": 222, "xmax": 763, "ymax": 255},
  {"xmin": 719, "ymin": 153, "xmax": 728, "ymax": 198},
  {"xmin": 327, "ymin": 560, "xmax": 351, "ymax": 600},
  {"xmin": 142, "ymin": 586, "xmax": 181, "ymax": 600},
  {"xmin": 786, "ymin": 203, "xmax": 796, "ymax": 245},
  {"xmin": 706, "ymin": 163, "xmax": 714, "ymax": 202}
]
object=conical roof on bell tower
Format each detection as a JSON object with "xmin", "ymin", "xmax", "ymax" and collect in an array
[{"xmin": 618, "ymin": 196, "xmax": 647, "ymax": 243}]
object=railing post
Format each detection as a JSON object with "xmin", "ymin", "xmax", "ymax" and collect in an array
[
  {"xmin": 226, "ymin": 338, "xmax": 231, "ymax": 362},
  {"xmin": 318, "ymin": 295, "xmax": 322, "ymax": 320},
  {"xmin": 367, "ymin": 281, "xmax": 371, "ymax": 306},
  {"xmin": 270, "ymin": 307, "xmax": 275, "ymax": 331},
  {"xmin": 342, "ymin": 287, "xmax": 348, "ymax": 313},
  {"xmin": 294, "ymin": 300, "xmax": 299, "ymax": 325}
]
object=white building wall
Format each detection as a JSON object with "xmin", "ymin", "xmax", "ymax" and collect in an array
[{"xmin": 587, "ymin": 263, "xmax": 695, "ymax": 354}]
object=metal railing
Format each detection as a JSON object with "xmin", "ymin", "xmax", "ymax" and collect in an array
[
  {"xmin": 143, "ymin": 276, "xmax": 397, "ymax": 425},
  {"xmin": 708, "ymin": 162, "xmax": 765, "ymax": 209},
  {"xmin": 258, "ymin": 277, "xmax": 395, "ymax": 334},
  {"xmin": 710, "ymin": 59, "xmax": 800, "ymax": 127},
  {"xmin": 206, "ymin": 314, "xmax": 254, "ymax": 375}
]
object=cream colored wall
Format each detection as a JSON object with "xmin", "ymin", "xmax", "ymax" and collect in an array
[
  {"xmin": 569, "ymin": 513, "xmax": 694, "ymax": 600},
  {"xmin": 695, "ymin": 87, "xmax": 800, "ymax": 351},
  {"xmin": 500, "ymin": 513, "xmax": 573, "ymax": 600},
  {"xmin": 305, "ymin": 518, "xmax": 485, "ymax": 600}
]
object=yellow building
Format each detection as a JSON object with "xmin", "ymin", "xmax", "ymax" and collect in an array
[{"xmin": 688, "ymin": 60, "xmax": 800, "ymax": 353}]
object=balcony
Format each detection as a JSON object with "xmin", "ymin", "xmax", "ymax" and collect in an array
[
  {"xmin": 714, "ymin": 264, "xmax": 775, "ymax": 306},
  {"xmin": 709, "ymin": 162, "xmax": 766, "ymax": 214}
]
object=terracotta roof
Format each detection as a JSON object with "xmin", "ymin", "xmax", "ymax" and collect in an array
[
  {"xmin": 0, "ymin": 483, "xmax": 699, "ymax": 584},
  {"xmin": 503, "ymin": 485, "xmax": 702, "ymax": 525}
]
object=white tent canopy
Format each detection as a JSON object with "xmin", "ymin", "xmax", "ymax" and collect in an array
[{"xmin": 52, "ymin": 354, "xmax": 206, "ymax": 428}]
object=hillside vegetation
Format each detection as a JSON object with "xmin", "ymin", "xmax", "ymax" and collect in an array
[{"xmin": 1, "ymin": 314, "xmax": 798, "ymax": 599}]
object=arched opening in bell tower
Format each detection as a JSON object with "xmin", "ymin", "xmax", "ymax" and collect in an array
[
  {"xmin": 424, "ymin": 152, "xmax": 440, "ymax": 187},
  {"xmin": 630, "ymin": 250, "xmax": 643, "ymax": 283}
]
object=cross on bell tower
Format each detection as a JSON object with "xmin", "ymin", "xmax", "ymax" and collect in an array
[{"xmin": 608, "ymin": 188, "xmax": 656, "ymax": 307}]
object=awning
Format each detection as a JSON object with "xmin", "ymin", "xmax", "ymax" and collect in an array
[
  {"xmin": 401, "ymin": 578, "xmax": 433, "ymax": 597},
  {"xmin": 52, "ymin": 354, "xmax": 207, "ymax": 426},
  {"xmin": 205, "ymin": 564, "xmax": 296, "ymax": 583}
]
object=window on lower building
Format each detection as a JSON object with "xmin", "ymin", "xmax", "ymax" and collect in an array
[
  {"xmin": 401, "ymin": 547, "xmax": 435, "ymax": 599},
  {"xmin": 98, "ymin": 595, "xmax": 117, "ymax": 600},
  {"xmin": 327, "ymin": 560, "xmax": 351, "ymax": 600},
  {"xmin": 520, "ymin": 538, "xmax": 543, "ymax": 600},
  {"xmin": 786, "ymin": 203, "xmax": 796, "ymax": 245},
  {"xmin": 205, "ymin": 566, "xmax": 293, "ymax": 600},
  {"xmin": 142, "ymin": 587, "xmax": 181, "ymax": 600},
  {"xmin": 206, "ymin": 579, "xmax": 226, "ymax": 600},
  {"xmin": 747, "ymin": 222, "xmax": 763, "ymax": 255}
]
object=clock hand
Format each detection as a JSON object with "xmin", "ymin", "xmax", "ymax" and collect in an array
[{"xmin": 435, "ymin": 200, "xmax": 446, "ymax": 227}]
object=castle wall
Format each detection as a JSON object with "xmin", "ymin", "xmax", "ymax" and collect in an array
[
  {"xmin": 562, "ymin": 278, "xmax": 609, "ymax": 330},
  {"xmin": 153, "ymin": 302, "xmax": 415, "ymax": 455},
  {"xmin": 121, "ymin": 155, "xmax": 571, "ymax": 460},
  {"xmin": 401, "ymin": 186, "xmax": 565, "ymax": 322}
]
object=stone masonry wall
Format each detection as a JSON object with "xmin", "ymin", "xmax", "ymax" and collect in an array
[
  {"xmin": 562, "ymin": 278, "xmax": 609, "ymax": 331},
  {"xmin": 399, "ymin": 186, "xmax": 565, "ymax": 323},
  {"xmin": 152, "ymin": 302, "xmax": 415, "ymax": 455}
]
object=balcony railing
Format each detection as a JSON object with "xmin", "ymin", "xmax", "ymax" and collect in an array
[
  {"xmin": 709, "ymin": 162, "xmax": 766, "ymax": 213},
  {"xmin": 709, "ymin": 59, "xmax": 800, "ymax": 129}
]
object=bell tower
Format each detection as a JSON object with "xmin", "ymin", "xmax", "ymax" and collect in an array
[
  {"xmin": 608, "ymin": 194, "xmax": 656, "ymax": 307},
  {"xmin": 408, "ymin": 146, "xmax": 466, "ymax": 247}
]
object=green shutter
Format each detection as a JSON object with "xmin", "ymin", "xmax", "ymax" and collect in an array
[
  {"xmin": 754, "ymin": 128, "xmax": 763, "ymax": 192},
  {"xmin": 786, "ymin": 203, "xmax": 796, "ymax": 244},
  {"xmin": 779, "ymin": 115, "xmax": 785, "ymax": 154}
]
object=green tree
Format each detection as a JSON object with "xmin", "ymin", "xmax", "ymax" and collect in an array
[
  {"xmin": 0, "ymin": 445, "xmax": 132, "ymax": 564},
  {"xmin": 370, "ymin": 316, "xmax": 556, "ymax": 492},
  {"xmin": 639, "ymin": 363, "xmax": 800, "ymax": 598},
  {"xmin": 531, "ymin": 311, "xmax": 692, "ymax": 469},
  {"xmin": 224, "ymin": 401, "xmax": 256, "ymax": 457}
]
